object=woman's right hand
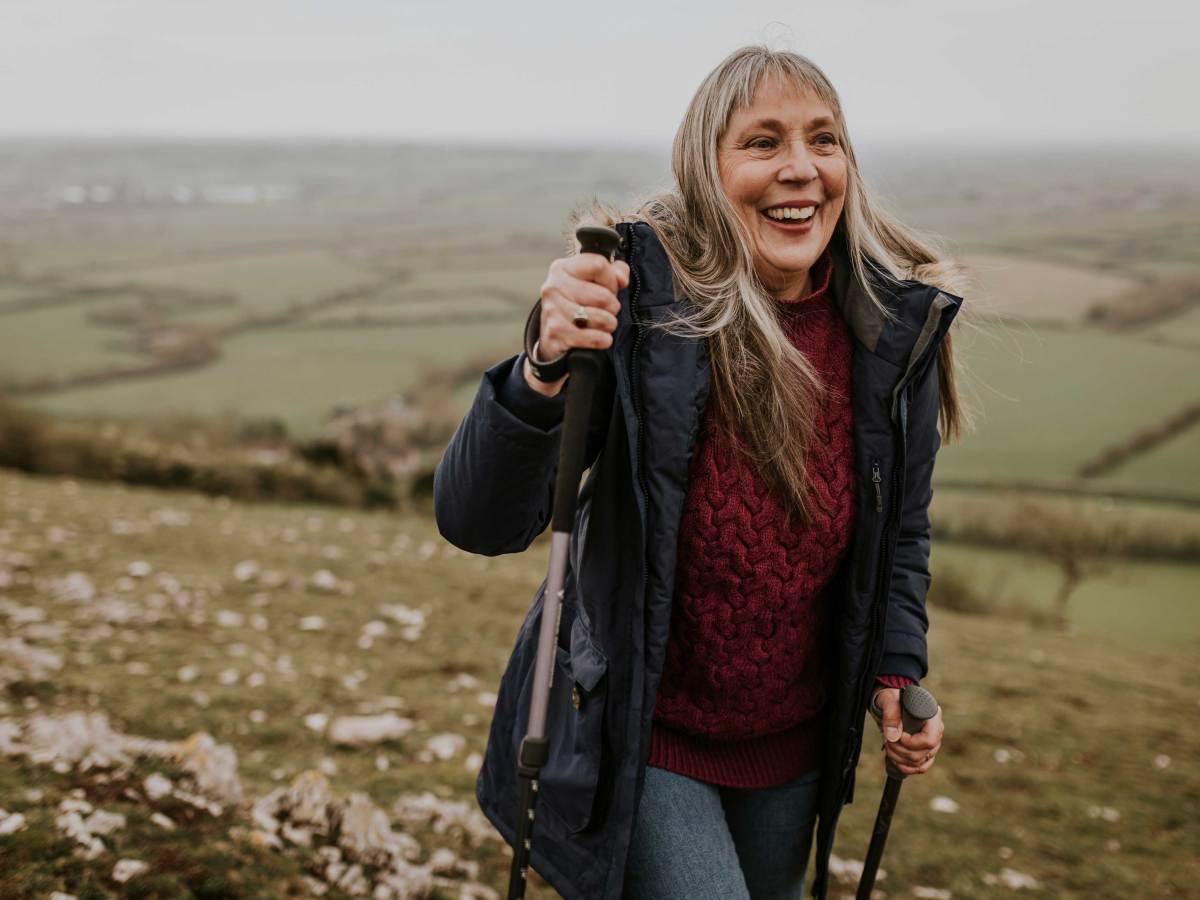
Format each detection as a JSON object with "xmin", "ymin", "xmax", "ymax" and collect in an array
[{"xmin": 523, "ymin": 253, "xmax": 630, "ymax": 396}]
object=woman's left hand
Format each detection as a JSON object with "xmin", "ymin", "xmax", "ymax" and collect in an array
[{"xmin": 872, "ymin": 687, "xmax": 944, "ymax": 776}]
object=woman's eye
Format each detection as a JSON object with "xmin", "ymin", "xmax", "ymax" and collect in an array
[
  {"xmin": 747, "ymin": 137, "xmax": 775, "ymax": 150},
  {"xmin": 815, "ymin": 133, "xmax": 839, "ymax": 146}
]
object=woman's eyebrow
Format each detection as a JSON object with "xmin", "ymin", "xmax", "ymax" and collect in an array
[{"xmin": 739, "ymin": 115, "xmax": 837, "ymax": 133}]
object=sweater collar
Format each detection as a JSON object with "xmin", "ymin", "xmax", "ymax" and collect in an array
[{"xmin": 774, "ymin": 248, "xmax": 833, "ymax": 305}]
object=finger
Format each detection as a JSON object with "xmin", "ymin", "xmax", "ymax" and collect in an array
[
  {"xmin": 565, "ymin": 253, "xmax": 621, "ymax": 294},
  {"xmin": 613, "ymin": 259, "xmax": 630, "ymax": 289},
  {"xmin": 541, "ymin": 315, "xmax": 615, "ymax": 354},
  {"xmin": 886, "ymin": 745, "xmax": 929, "ymax": 766},
  {"xmin": 543, "ymin": 281, "xmax": 618, "ymax": 318},
  {"xmin": 900, "ymin": 732, "xmax": 938, "ymax": 751},
  {"xmin": 894, "ymin": 755, "xmax": 936, "ymax": 776},
  {"xmin": 548, "ymin": 278, "xmax": 622, "ymax": 318},
  {"xmin": 550, "ymin": 304, "xmax": 618, "ymax": 336}
]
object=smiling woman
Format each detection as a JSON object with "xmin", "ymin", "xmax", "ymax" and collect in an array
[
  {"xmin": 718, "ymin": 93, "xmax": 847, "ymax": 301},
  {"xmin": 436, "ymin": 44, "xmax": 971, "ymax": 900}
]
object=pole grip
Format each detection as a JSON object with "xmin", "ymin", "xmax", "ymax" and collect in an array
[
  {"xmin": 549, "ymin": 225, "xmax": 621, "ymax": 534},
  {"xmin": 886, "ymin": 685, "xmax": 939, "ymax": 781}
]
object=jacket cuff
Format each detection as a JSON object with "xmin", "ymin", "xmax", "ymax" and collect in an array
[
  {"xmin": 493, "ymin": 352, "xmax": 567, "ymax": 432},
  {"xmin": 876, "ymin": 652, "xmax": 923, "ymax": 684},
  {"xmin": 874, "ymin": 674, "xmax": 916, "ymax": 690}
]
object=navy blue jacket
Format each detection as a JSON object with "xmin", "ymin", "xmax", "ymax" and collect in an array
[{"xmin": 434, "ymin": 220, "xmax": 962, "ymax": 899}]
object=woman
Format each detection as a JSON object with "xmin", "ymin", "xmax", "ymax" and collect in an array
[{"xmin": 434, "ymin": 45, "xmax": 966, "ymax": 900}]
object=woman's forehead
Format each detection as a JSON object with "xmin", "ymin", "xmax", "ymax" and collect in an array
[{"xmin": 728, "ymin": 77, "xmax": 835, "ymax": 130}]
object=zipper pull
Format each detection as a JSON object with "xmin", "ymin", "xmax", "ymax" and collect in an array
[{"xmin": 871, "ymin": 461, "xmax": 883, "ymax": 513}]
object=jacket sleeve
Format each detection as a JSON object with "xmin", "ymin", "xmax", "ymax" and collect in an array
[
  {"xmin": 432, "ymin": 350, "xmax": 615, "ymax": 556},
  {"xmin": 877, "ymin": 353, "xmax": 942, "ymax": 683}
]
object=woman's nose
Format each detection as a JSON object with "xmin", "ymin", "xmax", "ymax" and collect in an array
[{"xmin": 776, "ymin": 139, "xmax": 819, "ymax": 183}]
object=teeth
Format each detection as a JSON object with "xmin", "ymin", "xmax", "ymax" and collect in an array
[{"xmin": 766, "ymin": 206, "xmax": 816, "ymax": 221}]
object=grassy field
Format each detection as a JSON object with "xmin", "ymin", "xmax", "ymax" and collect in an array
[{"xmin": 0, "ymin": 467, "xmax": 1197, "ymax": 898}]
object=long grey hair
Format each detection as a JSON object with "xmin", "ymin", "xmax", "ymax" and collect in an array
[{"xmin": 577, "ymin": 45, "xmax": 970, "ymax": 524}]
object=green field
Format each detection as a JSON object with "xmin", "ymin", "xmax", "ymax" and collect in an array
[{"xmin": 935, "ymin": 326, "xmax": 1199, "ymax": 493}]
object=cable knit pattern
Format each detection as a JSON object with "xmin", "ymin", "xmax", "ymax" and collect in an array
[{"xmin": 648, "ymin": 249, "xmax": 859, "ymax": 788}]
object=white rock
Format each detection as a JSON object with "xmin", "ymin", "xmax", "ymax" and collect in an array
[
  {"xmin": 284, "ymin": 771, "xmax": 336, "ymax": 834},
  {"xmin": 448, "ymin": 673, "xmax": 479, "ymax": 691},
  {"xmin": 233, "ymin": 560, "xmax": 261, "ymax": 583},
  {"xmin": 304, "ymin": 713, "xmax": 330, "ymax": 733},
  {"xmin": 392, "ymin": 792, "xmax": 498, "ymax": 847},
  {"xmin": 216, "ymin": 610, "xmax": 244, "ymax": 628},
  {"xmin": 328, "ymin": 713, "xmax": 413, "ymax": 748},
  {"xmin": 993, "ymin": 748, "xmax": 1012, "ymax": 764},
  {"xmin": 378, "ymin": 604, "xmax": 425, "ymax": 641},
  {"xmin": 459, "ymin": 883, "xmax": 500, "ymax": 900},
  {"xmin": 127, "ymin": 561, "xmax": 152, "ymax": 578},
  {"xmin": 1154, "ymin": 754, "xmax": 1171, "ymax": 770},
  {"xmin": 912, "ymin": 888, "xmax": 952, "ymax": 899},
  {"xmin": 55, "ymin": 572, "xmax": 96, "ymax": 602},
  {"xmin": 218, "ymin": 668, "xmax": 240, "ymax": 686},
  {"xmin": 0, "ymin": 637, "xmax": 63, "ymax": 689},
  {"xmin": 337, "ymin": 793, "xmax": 397, "ymax": 866},
  {"xmin": 49, "ymin": 893, "xmax": 79, "ymax": 900},
  {"xmin": 826, "ymin": 854, "xmax": 884, "ymax": 884},
  {"xmin": 311, "ymin": 569, "xmax": 340, "ymax": 593},
  {"xmin": 112, "ymin": 859, "xmax": 150, "ymax": 883},
  {"xmin": 1086, "ymin": 805, "xmax": 1120, "ymax": 822},
  {"xmin": 464, "ymin": 752, "xmax": 483, "ymax": 772},
  {"xmin": 428, "ymin": 847, "xmax": 479, "ymax": 879},
  {"xmin": 144, "ymin": 773, "xmax": 173, "ymax": 800},
  {"xmin": 319, "ymin": 757, "xmax": 339, "ymax": 776},
  {"xmin": 930, "ymin": 795, "xmax": 960, "ymax": 814},
  {"xmin": 299, "ymin": 616, "xmax": 327, "ymax": 631},
  {"xmin": 476, "ymin": 692, "xmax": 497, "ymax": 708},
  {"xmin": 362, "ymin": 620, "xmax": 388, "ymax": 638},
  {"xmin": 982, "ymin": 868, "xmax": 1040, "ymax": 890},
  {"xmin": 0, "ymin": 810, "xmax": 27, "ymax": 835},
  {"xmin": 150, "ymin": 812, "xmax": 176, "ymax": 830},
  {"xmin": 426, "ymin": 733, "xmax": 466, "ymax": 761},
  {"xmin": 83, "ymin": 809, "xmax": 126, "ymax": 835},
  {"xmin": 170, "ymin": 732, "xmax": 244, "ymax": 805}
]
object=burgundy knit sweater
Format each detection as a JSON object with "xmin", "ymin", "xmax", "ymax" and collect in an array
[{"xmin": 647, "ymin": 249, "xmax": 913, "ymax": 789}]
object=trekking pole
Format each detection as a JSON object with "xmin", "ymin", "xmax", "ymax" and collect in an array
[
  {"xmin": 856, "ymin": 684, "xmax": 940, "ymax": 900},
  {"xmin": 507, "ymin": 224, "xmax": 622, "ymax": 900}
]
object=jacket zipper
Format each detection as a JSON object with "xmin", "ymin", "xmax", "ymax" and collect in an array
[
  {"xmin": 870, "ymin": 461, "xmax": 883, "ymax": 513},
  {"xmin": 625, "ymin": 230, "xmax": 650, "ymax": 593}
]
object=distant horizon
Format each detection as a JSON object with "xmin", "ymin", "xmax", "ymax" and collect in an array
[{"xmin": 3, "ymin": 132, "xmax": 1199, "ymax": 155}]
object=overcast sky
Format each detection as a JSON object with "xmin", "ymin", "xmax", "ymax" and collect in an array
[{"xmin": 2, "ymin": 0, "xmax": 1195, "ymax": 148}]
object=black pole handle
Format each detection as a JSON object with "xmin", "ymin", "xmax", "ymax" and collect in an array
[{"xmin": 549, "ymin": 225, "xmax": 621, "ymax": 534}]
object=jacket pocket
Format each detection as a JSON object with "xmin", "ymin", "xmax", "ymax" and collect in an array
[{"xmin": 538, "ymin": 615, "xmax": 609, "ymax": 834}]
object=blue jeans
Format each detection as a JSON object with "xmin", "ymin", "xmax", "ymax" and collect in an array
[{"xmin": 623, "ymin": 766, "xmax": 822, "ymax": 900}]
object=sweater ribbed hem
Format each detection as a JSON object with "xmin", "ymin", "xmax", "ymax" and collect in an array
[{"xmin": 646, "ymin": 708, "xmax": 827, "ymax": 789}]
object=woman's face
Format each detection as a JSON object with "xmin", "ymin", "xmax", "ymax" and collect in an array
[{"xmin": 717, "ymin": 78, "xmax": 848, "ymax": 300}]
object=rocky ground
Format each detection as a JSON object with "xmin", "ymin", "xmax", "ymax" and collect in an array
[{"xmin": 0, "ymin": 466, "xmax": 1196, "ymax": 898}]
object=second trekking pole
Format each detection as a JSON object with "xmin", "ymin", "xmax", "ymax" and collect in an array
[
  {"xmin": 506, "ymin": 224, "xmax": 622, "ymax": 900},
  {"xmin": 856, "ymin": 684, "xmax": 940, "ymax": 900}
]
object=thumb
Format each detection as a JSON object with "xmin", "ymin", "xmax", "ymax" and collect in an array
[{"xmin": 879, "ymin": 691, "xmax": 903, "ymax": 743}]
